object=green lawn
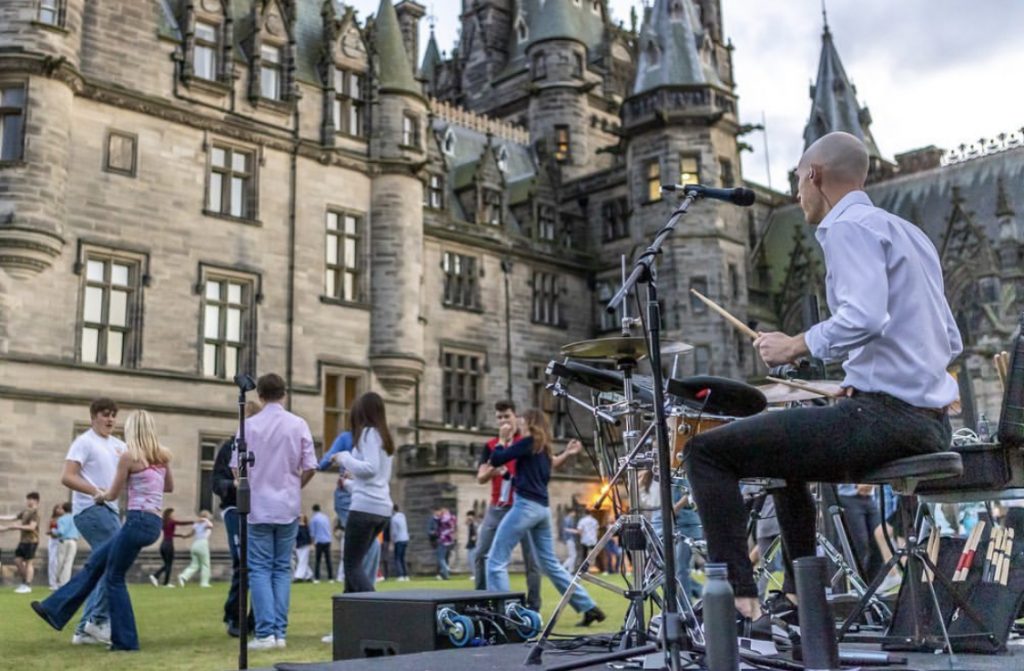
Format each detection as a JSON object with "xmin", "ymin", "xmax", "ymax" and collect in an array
[{"xmin": 0, "ymin": 574, "xmax": 634, "ymax": 671}]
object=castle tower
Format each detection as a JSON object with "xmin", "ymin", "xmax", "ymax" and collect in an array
[
  {"xmin": 0, "ymin": 0, "xmax": 86, "ymax": 349},
  {"xmin": 621, "ymin": 0, "xmax": 749, "ymax": 378},
  {"xmin": 368, "ymin": 0, "xmax": 428, "ymax": 412},
  {"xmin": 458, "ymin": 0, "xmax": 513, "ymax": 105},
  {"xmin": 394, "ymin": 0, "xmax": 425, "ymax": 76}
]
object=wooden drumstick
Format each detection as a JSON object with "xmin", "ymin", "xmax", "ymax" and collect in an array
[
  {"xmin": 765, "ymin": 376, "xmax": 838, "ymax": 398},
  {"xmin": 689, "ymin": 288, "xmax": 759, "ymax": 340}
]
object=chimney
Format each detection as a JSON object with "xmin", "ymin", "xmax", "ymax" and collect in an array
[
  {"xmin": 895, "ymin": 145, "xmax": 945, "ymax": 175},
  {"xmin": 395, "ymin": 0, "xmax": 426, "ymax": 75}
]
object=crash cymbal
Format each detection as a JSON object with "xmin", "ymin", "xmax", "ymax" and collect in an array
[
  {"xmin": 757, "ymin": 380, "xmax": 843, "ymax": 404},
  {"xmin": 667, "ymin": 375, "xmax": 767, "ymax": 417},
  {"xmin": 560, "ymin": 337, "xmax": 693, "ymax": 361}
]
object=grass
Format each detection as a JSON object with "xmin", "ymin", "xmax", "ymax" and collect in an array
[{"xmin": 0, "ymin": 574, "xmax": 635, "ymax": 671}]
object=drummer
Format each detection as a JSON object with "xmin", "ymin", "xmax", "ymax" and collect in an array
[{"xmin": 685, "ymin": 131, "xmax": 962, "ymax": 633}]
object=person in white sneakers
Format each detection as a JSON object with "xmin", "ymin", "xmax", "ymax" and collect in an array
[
  {"xmin": 0, "ymin": 492, "xmax": 41, "ymax": 593},
  {"xmin": 177, "ymin": 510, "xmax": 214, "ymax": 587},
  {"xmin": 390, "ymin": 503, "xmax": 410, "ymax": 581}
]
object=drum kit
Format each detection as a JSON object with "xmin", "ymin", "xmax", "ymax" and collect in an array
[{"xmin": 529, "ymin": 332, "xmax": 844, "ymax": 662}]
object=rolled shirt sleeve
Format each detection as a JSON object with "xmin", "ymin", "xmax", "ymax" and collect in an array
[{"xmin": 804, "ymin": 220, "xmax": 890, "ymax": 361}]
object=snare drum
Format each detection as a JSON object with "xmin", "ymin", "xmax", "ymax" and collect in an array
[{"xmin": 668, "ymin": 412, "xmax": 733, "ymax": 470}]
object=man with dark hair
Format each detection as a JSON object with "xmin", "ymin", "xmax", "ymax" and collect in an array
[
  {"xmin": 59, "ymin": 398, "xmax": 125, "ymax": 644},
  {"xmin": 232, "ymin": 373, "xmax": 317, "ymax": 650},
  {"xmin": 309, "ymin": 504, "xmax": 333, "ymax": 582},
  {"xmin": 0, "ymin": 492, "xmax": 41, "ymax": 593}
]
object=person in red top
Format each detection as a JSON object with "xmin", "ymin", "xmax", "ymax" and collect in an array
[{"xmin": 473, "ymin": 400, "xmax": 541, "ymax": 609}]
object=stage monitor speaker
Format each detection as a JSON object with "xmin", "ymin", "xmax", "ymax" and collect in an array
[{"xmin": 331, "ymin": 589, "xmax": 529, "ymax": 660}]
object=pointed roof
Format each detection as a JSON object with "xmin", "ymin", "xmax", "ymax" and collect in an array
[
  {"xmin": 803, "ymin": 21, "xmax": 881, "ymax": 159},
  {"xmin": 507, "ymin": 0, "xmax": 605, "ymax": 63},
  {"xmin": 420, "ymin": 29, "xmax": 441, "ymax": 82},
  {"xmin": 373, "ymin": 0, "xmax": 418, "ymax": 95},
  {"xmin": 632, "ymin": 0, "xmax": 719, "ymax": 95}
]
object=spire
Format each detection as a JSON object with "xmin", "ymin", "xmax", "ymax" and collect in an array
[
  {"xmin": 803, "ymin": 20, "xmax": 881, "ymax": 160},
  {"xmin": 420, "ymin": 27, "xmax": 441, "ymax": 82},
  {"xmin": 632, "ymin": 0, "xmax": 720, "ymax": 95},
  {"xmin": 373, "ymin": 0, "xmax": 419, "ymax": 95}
]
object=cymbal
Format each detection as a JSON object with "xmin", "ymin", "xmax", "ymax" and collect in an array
[
  {"xmin": 758, "ymin": 380, "xmax": 843, "ymax": 404},
  {"xmin": 560, "ymin": 337, "xmax": 693, "ymax": 361},
  {"xmin": 667, "ymin": 375, "xmax": 767, "ymax": 417}
]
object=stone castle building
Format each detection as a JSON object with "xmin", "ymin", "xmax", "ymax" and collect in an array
[{"xmin": 0, "ymin": 0, "xmax": 1019, "ymax": 570}]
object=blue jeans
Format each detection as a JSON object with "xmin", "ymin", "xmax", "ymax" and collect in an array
[
  {"xmin": 38, "ymin": 511, "xmax": 161, "ymax": 650},
  {"xmin": 365, "ymin": 537, "xmax": 380, "ymax": 578},
  {"xmin": 487, "ymin": 497, "xmax": 596, "ymax": 614},
  {"xmin": 394, "ymin": 541, "xmax": 408, "ymax": 577},
  {"xmin": 72, "ymin": 504, "xmax": 121, "ymax": 633},
  {"xmin": 436, "ymin": 543, "xmax": 451, "ymax": 578},
  {"xmin": 248, "ymin": 521, "xmax": 298, "ymax": 639}
]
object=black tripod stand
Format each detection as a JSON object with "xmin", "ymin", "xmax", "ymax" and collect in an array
[{"xmin": 233, "ymin": 373, "xmax": 256, "ymax": 670}]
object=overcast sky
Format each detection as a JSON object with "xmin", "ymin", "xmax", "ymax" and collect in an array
[{"xmin": 347, "ymin": 0, "xmax": 1024, "ymax": 189}]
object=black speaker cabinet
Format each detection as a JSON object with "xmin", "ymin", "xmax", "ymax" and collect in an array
[{"xmin": 332, "ymin": 589, "xmax": 528, "ymax": 660}]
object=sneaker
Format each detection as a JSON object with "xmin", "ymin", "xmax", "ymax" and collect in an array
[
  {"xmin": 84, "ymin": 621, "xmax": 111, "ymax": 645},
  {"xmin": 321, "ymin": 634, "xmax": 334, "ymax": 644},
  {"xmin": 436, "ymin": 574, "xmax": 443, "ymax": 580},
  {"xmin": 226, "ymin": 622, "xmax": 240, "ymax": 638},
  {"xmin": 276, "ymin": 637, "xmax": 286, "ymax": 648},
  {"xmin": 14, "ymin": 584, "xmax": 32, "ymax": 594},
  {"xmin": 178, "ymin": 575, "xmax": 186, "ymax": 588},
  {"xmin": 312, "ymin": 579, "xmax": 320, "ymax": 584},
  {"xmin": 576, "ymin": 606, "xmax": 607, "ymax": 627},
  {"xmin": 149, "ymin": 575, "xmax": 159, "ymax": 587},
  {"xmin": 165, "ymin": 584, "xmax": 175, "ymax": 588},
  {"xmin": 72, "ymin": 632, "xmax": 102, "ymax": 645},
  {"xmin": 247, "ymin": 635, "xmax": 277, "ymax": 650}
]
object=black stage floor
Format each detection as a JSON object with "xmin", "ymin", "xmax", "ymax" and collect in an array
[{"xmin": 262, "ymin": 639, "xmax": 1024, "ymax": 671}]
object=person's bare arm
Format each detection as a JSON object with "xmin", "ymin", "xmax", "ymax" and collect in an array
[
  {"xmin": 164, "ymin": 463, "xmax": 175, "ymax": 493},
  {"xmin": 0, "ymin": 514, "xmax": 16, "ymax": 521},
  {"xmin": 673, "ymin": 493, "xmax": 691, "ymax": 514},
  {"xmin": 101, "ymin": 454, "xmax": 132, "ymax": 502},
  {"xmin": 300, "ymin": 468, "xmax": 316, "ymax": 488},
  {"xmin": 552, "ymin": 439, "xmax": 583, "ymax": 469},
  {"xmin": 62, "ymin": 460, "xmax": 102, "ymax": 497},
  {"xmin": 477, "ymin": 462, "xmax": 505, "ymax": 484}
]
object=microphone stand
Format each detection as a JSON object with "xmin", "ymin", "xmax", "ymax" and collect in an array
[
  {"xmin": 607, "ymin": 191, "xmax": 698, "ymax": 671},
  {"xmin": 233, "ymin": 374, "xmax": 256, "ymax": 670}
]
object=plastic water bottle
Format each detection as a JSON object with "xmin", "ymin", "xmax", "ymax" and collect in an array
[
  {"xmin": 977, "ymin": 414, "xmax": 991, "ymax": 442},
  {"xmin": 702, "ymin": 563, "xmax": 739, "ymax": 671}
]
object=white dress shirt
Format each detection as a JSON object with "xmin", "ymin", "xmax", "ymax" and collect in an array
[{"xmin": 804, "ymin": 191, "xmax": 963, "ymax": 409}]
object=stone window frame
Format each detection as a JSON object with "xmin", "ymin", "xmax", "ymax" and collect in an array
[
  {"xmin": 528, "ymin": 361, "xmax": 570, "ymax": 439},
  {"xmin": 103, "ymin": 129, "xmax": 138, "ymax": 178},
  {"xmin": 37, "ymin": 0, "xmax": 65, "ymax": 28},
  {"xmin": 0, "ymin": 80, "xmax": 28, "ymax": 165},
  {"xmin": 535, "ymin": 203, "xmax": 557, "ymax": 242},
  {"xmin": 679, "ymin": 152, "xmax": 701, "ymax": 187},
  {"xmin": 572, "ymin": 52, "xmax": 584, "ymax": 79},
  {"xmin": 197, "ymin": 433, "xmax": 228, "ymax": 514},
  {"xmin": 645, "ymin": 159, "xmax": 662, "ymax": 203},
  {"xmin": 601, "ymin": 197, "xmax": 629, "ymax": 242},
  {"xmin": 323, "ymin": 367, "xmax": 366, "ymax": 449},
  {"xmin": 441, "ymin": 250, "xmax": 481, "ymax": 312},
  {"xmin": 196, "ymin": 264, "xmax": 260, "ymax": 380},
  {"xmin": 480, "ymin": 187, "xmax": 503, "ymax": 226},
  {"xmin": 425, "ymin": 173, "xmax": 445, "ymax": 210},
  {"xmin": 180, "ymin": 4, "xmax": 233, "ymax": 94},
  {"xmin": 401, "ymin": 112, "xmax": 421, "ymax": 150},
  {"xmin": 553, "ymin": 125, "xmax": 570, "ymax": 162},
  {"xmin": 693, "ymin": 343, "xmax": 712, "ymax": 376},
  {"xmin": 689, "ymin": 276, "xmax": 709, "ymax": 313},
  {"xmin": 515, "ymin": 17, "xmax": 528, "ymax": 44},
  {"xmin": 531, "ymin": 51, "xmax": 547, "ymax": 80},
  {"xmin": 73, "ymin": 243, "xmax": 148, "ymax": 369},
  {"xmin": 440, "ymin": 346, "xmax": 486, "ymax": 430},
  {"xmin": 531, "ymin": 270, "xmax": 565, "ymax": 328},
  {"xmin": 322, "ymin": 208, "xmax": 364, "ymax": 305},
  {"xmin": 259, "ymin": 42, "xmax": 284, "ymax": 101},
  {"xmin": 595, "ymin": 278, "xmax": 622, "ymax": 333},
  {"xmin": 203, "ymin": 139, "xmax": 261, "ymax": 223},
  {"xmin": 332, "ymin": 67, "xmax": 366, "ymax": 138},
  {"xmin": 719, "ymin": 156, "xmax": 735, "ymax": 188},
  {"xmin": 192, "ymin": 19, "xmax": 221, "ymax": 82}
]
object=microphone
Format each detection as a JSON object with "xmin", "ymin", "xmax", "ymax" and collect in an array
[{"xmin": 661, "ymin": 183, "xmax": 756, "ymax": 207}]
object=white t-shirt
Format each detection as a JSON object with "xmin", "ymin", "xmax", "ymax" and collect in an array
[
  {"xmin": 65, "ymin": 429, "xmax": 126, "ymax": 516},
  {"xmin": 193, "ymin": 519, "xmax": 213, "ymax": 542},
  {"xmin": 577, "ymin": 515, "xmax": 599, "ymax": 546}
]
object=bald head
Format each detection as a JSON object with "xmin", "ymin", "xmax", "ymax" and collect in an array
[{"xmin": 799, "ymin": 132, "xmax": 870, "ymax": 188}]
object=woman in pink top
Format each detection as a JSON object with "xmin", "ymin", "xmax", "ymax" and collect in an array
[{"xmin": 32, "ymin": 410, "xmax": 174, "ymax": 651}]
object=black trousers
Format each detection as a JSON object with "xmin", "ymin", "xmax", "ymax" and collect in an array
[
  {"xmin": 314, "ymin": 542, "xmax": 333, "ymax": 581},
  {"xmin": 152, "ymin": 540, "xmax": 174, "ymax": 585},
  {"xmin": 343, "ymin": 510, "xmax": 390, "ymax": 593},
  {"xmin": 686, "ymin": 392, "xmax": 951, "ymax": 598}
]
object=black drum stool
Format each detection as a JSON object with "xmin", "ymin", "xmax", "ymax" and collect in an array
[{"xmin": 837, "ymin": 451, "xmax": 978, "ymax": 656}]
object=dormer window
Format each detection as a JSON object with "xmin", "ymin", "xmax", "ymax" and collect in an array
[
  {"xmin": 645, "ymin": 41, "xmax": 660, "ymax": 67},
  {"xmin": 260, "ymin": 44, "xmax": 283, "ymax": 100},
  {"xmin": 194, "ymin": 21, "xmax": 219, "ymax": 81},
  {"xmin": 442, "ymin": 127, "xmax": 456, "ymax": 156},
  {"xmin": 482, "ymin": 189, "xmax": 503, "ymax": 226},
  {"xmin": 591, "ymin": 1, "xmax": 602, "ymax": 15},
  {"xmin": 333, "ymin": 68, "xmax": 365, "ymax": 137},
  {"xmin": 516, "ymin": 18, "xmax": 528, "ymax": 44},
  {"xmin": 496, "ymin": 146, "xmax": 509, "ymax": 173}
]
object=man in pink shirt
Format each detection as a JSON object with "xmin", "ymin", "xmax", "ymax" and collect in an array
[{"xmin": 232, "ymin": 373, "xmax": 317, "ymax": 650}]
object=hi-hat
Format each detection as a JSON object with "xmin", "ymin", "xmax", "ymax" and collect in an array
[{"xmin": 561, "ymin": 336, "xmax": 693, "ymax": 361}]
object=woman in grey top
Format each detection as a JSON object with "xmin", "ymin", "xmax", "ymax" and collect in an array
[{"xmin": 335, "ymin": 392, "xmax": 394, "ymax": 592}]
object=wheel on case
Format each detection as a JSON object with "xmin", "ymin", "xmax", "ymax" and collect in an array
[
  {"xmin": 511, "ymin": 605, "xmax": 543, "ymax": 639},
  {"xmin": 447, "ymin": 613, "xmax": 475, "ymax": 647}
]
